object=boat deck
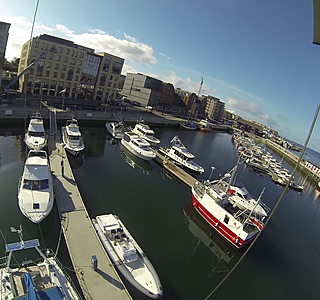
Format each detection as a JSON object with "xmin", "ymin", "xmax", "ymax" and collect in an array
[{"xmin": 47, "ymin": 133, "xmax": 131, "ymax": 300}]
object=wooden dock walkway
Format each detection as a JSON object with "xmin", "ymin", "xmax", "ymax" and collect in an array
[
  {"xmin": 47, "ymin": 134, "xmax": 131, "ymax": 300},
  {"xmin": 153, "ymin": 150, "xmax": 197, "ymax": 188}
]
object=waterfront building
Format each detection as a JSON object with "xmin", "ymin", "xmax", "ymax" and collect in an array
[
  {"xmin": 203, "ymin": 95, "xmax": 225, "ymax": 122},
  {"xmin": 122, "ymin": 73, "xmax": 162, "ymax": 107},
  {"xmin": 18, "ymin": 34, "xmax": 124, "ymax": 102},
  {"xmin": 160, "ymin": 82, "xmax": 174, "ymax": 105},
  {"xmin": 0, "ymin": 22, "xmax": 11, "ymax": 93}
]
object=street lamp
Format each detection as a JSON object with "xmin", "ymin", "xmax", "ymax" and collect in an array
[{"xmin": 60, "ymin": 88, "xmax": 66, "ymax": 110}]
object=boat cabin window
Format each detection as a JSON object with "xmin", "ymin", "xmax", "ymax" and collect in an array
[
  {"xmin": 124, "ymin": 134, "xmax": 131, "ymax": 142},
  {"xmin": 29, "ymin": 131, "xmax": 45, "ymax": 137},
  {"xmin": 68, "ymin": 135, "xmax": 80, "ymax": 141},
  {"xmin": 224, "ymin": 215, "xmax": 230, "ymax": 224},
  {"xmin": 23, "ymin": 179, "xmax": 49, "ymax": 190}
]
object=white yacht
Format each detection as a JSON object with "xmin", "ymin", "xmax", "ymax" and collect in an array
[
  {"xmin": 131, "ymin": 120, "xmax": 160, "ymax": 145},
  {"xmin": 17, "ymin": 150, "xmax": 54, "ymax": 224},
  {"xmin": 25, "ymin": 112, "xmax": 47, "ymax": 150},
  {"xmin": 0, "ymin": 226, "xmax": 81, "ymax": 300},
  {"xmin": 121, "ymin": 131, "xmax": 156, "ymax": 161},
  {"xmin": 105, "ymin": 121, "xmax": 125, "ymax": 139},
  {"xmin": 92, "ymin": 214, "xmax": 163, "ymax": 299},
  {"xmin": 61, "ymin": 118, "xmax": 85, "ymax": 156},
  {"xmin": 158, "ymin": 135, "xmax": 205, "ymax": 175}
]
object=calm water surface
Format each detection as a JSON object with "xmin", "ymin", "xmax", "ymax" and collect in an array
[{"xmin": 1, "ymin": 126, "xmax": 320, "ymax": 300}]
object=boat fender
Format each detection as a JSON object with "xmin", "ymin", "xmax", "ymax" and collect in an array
[{"xmin": 229, "ymin": 189, "xmax": 234, "ymax": 194}]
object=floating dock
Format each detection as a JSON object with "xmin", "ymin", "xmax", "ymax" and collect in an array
[
  {"xmin": 48, "ymin": 134, "xmax": 131, "ymax": 300},
  {"xmin": 153, "ymin": 150, "xmax": 197, "ymax": 188}
]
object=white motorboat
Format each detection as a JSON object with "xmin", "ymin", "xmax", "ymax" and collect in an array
[
  {"xmin": 17, "ymin": 150, "xmax": 54, "ymax": 224},
  {"xmin": 121, "ymin": 132, "xmax": 156, "ymax": 161},
  {"xmin": 131, "ymin": 120, "xmax": 160, "ymax": 145},
  {"xmin": 0, "ymin": 225, "xmax": 81, "ymax": 300},
  {"xmin": 158, "ymin": 135, "xmax": 205, "ymax": 175},
  {"xmin": 105, "ymin": 121, "xmax": 125, "ymax": 139},
  {"xmin": 61, "ymin": 118, "xmax": 85, "ymax": 156},
  {"xmin": 92, "ymin": 214, "xmax": 163, "ymax": 299},
  {"xmin": 25, "ymin": 112, "xmax": 47, "ymax": 150}
]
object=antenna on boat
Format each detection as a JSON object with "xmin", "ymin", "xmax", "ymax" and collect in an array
[
  {"xmin": 10, "ymin": 225, "xmax": 23, "ymax": 245},
  {"xmin": 208, "ymin": 166, "xmax": 216, "ymax": 182}
]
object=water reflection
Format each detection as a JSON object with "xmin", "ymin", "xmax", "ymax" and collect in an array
[
  {"xmin": 67, "ymin": 152, "xmax": 84, "ymax": 169},
  {"xmin": 120, "ymin": 145, "xmax": 153, "ymax": 175},
  {"xmin": 183, "ymin": 202, "xmax": 243, "ymax": 274}
]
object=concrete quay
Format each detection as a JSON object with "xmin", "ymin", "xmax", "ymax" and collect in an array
[{"xmin": 47, "ymin": 134, "xmax": 132, "ymax": 300}]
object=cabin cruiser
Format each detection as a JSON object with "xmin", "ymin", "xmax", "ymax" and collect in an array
[
  {"xmin": 0, "ymin": 225, "xmax": 81, "ymax": 300},
  {"xmin": 131, "ymin": 120, "xmax": 160, "ymax": 146},
  {"xmin": 25, "ymin": 112, "xmax": 47, "ymax": 150},
  {"xmin": 17, "ymin": 150, "xmax": 54, "ymax": 224},
  {"xmin": 121, "ymin": 132, "xmax": 156, "ymax": 161},
  {"xmin": 92, "ymin": 214, "xmax": 163, "ymax": 298},
  {"xmin": 105, "ymin": 121, "xmax": 125, "ymax": 139},
  {"xmin": 61, "ymin": 118, "xmax": 85, "ymax": 156},
  {"xmin": 158, "ymin": 136, "xmax": 205, "ymax": 175}
]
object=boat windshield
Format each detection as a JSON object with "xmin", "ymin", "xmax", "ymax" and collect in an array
[
  {"xmin": 23, "ymin": 179, "xmax": 49, "ymax": 190},
  {"xmin": 28, "ymin": 131, "xmax": 45, "ymax": 137},
  {"xmin": 68, "ymin": 135, "xmax": 80, "ymax": 141}
]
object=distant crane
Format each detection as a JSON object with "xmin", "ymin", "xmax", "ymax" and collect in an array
[{"xmin": 197, "ymin": 76, "xmax": 203, "ymax": 97}]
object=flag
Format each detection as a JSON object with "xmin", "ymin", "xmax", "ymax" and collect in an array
[{"xmin": 59, "ymin": 88, "xmax": 67, "ymax": 94}]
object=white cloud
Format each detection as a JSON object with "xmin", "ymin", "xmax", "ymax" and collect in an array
[
  {"xmin": 226, "ymin": 96, "xmax": 278, "ymax": 127},
  {"xmin": 124, "ymin": 33, "xmax": 138, "ymax": 43},
  {"xmin": 70, "ymin": 30, "xmax": 158, "ymax": 64},
  {"xmin": 56, "ymin": 24, "xmax": 73, "ymax": 36},
  {"xmin": 159, "ymin": 52, "xmax": 170, "ymax": 60},
  {"xmin": 161, "ymin": 71, "xmax": 218, "ymax": 95},
  {"xmin": 88, "ymin": 28, "xmax": 106, "ymax": 35}
]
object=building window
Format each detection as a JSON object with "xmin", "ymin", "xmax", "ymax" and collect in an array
[
  {"xmin": 110, "ymin": 75, "xmax": 113, "ymax": 80},
  {"xmin": 75, "ymin": 51, "xmax": 78, "ymax": 57},
  {"xmin": 64, "ymin": 57, "xmax": 68, "ymax": 63},
  {"xmin": 29, "ymin": 68, "xmax": 34, "ymax": 75},
  {"xmin": 75, "ymin": 75, "xmax": 79, "ymax": 81},
  {"xmin": 108, "ymin": 82, "xmax": 111, "ymax": 87},
  {"xmin": 61, "ymin": 73, "xmax": 65, "ymax": 79},
  {"xmin": 55, "ymin": 63, "xmax": 59, "ymax": 69},
  {"xmin": 99, "ymin": 74, "xmax": 106, "ymax": 86},
  {"xmin": 113, "ymin": 83, "xmax": 117, "ymax": 88},
  {"xmin": 115, "ymin": 76, "xmax": 118, "ymax": 82},
  {"xmin": 35, "ymin": 41, "xmax": 39, "ymax": 48},
  {"xmin": 78, "ymin": 60, "xmax": 82, "ymax": 66},
  {"xmin": 80, "ymin": 52, "xmax": 84, "ymax": 58},
  {"xmin": 47, "ymin": 62, "xmax": 52, "ymax": 68},
  {"xmin": 67, "ymin": 67, "xmax": 74, "ymax": 81},
  {"xmin": 58, "ymin": 47, "xmax": 63, "ymax": 53},
  {"xmin": 62, "ymin": 65, "xmax": 67, "ymax": 71},
  {"xmin": 53, "ymin": 72, "xmax": 57, "ymax": 78},
  {"xmin": 66, "ymin": 49, "xmax": 70, "ymax": 55},
  {"xmin": 32, "ymin": 50, "xmax": 37, "ymax": 57},
  {"xmin": 70, "ymin": 58, "xmax": 76, "ymax": 65},
  {"xmin": 72, "ymin": 50, "xmax": 75, "ymax": 56},
  {"xmin": 46, "ymin": 70, "xmax": 50, "ymax": 77},
  {"xmin": 41, "ymin": 43, "xmax": 45, "ymax": 50},
  {"xmin": 76, "ymin": 68, "xmax": 80, "ymax": 73},
  {"xmin": 56, "ymin": 55, "xmax": 61, "ymax": 61},
  {"xmin": 49, "ymin": 53, "xmax": 53, "ymax": 60}
]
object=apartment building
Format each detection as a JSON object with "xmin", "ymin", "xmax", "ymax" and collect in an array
[
  {"xmin": 204, "ymin": 95, "xmax": 225, "ymax": 122},
  {"xmin": 122, "ymin": 73, "xmax": 162, "ymax": 107},
  {"xmin": 0, "ymin": 22, "xmax": 11, "ymax": 93},
  {"xmin": 18, "ymin": 34, "xmax": 124, "ymax": 102}
]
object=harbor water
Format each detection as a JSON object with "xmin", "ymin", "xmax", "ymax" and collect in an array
[{"xmin": 1, "ymin": 126, "xmax": 320, "ymax": 299}]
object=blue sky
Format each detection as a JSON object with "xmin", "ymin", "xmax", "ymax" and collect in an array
[{"xmin": 1, "ymin": 0, "xmax": 320, "ymax": 151}]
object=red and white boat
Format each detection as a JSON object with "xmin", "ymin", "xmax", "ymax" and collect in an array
[{"xmin": 191, "ymin": 171, "xmax": 269, "ymax": 248}]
